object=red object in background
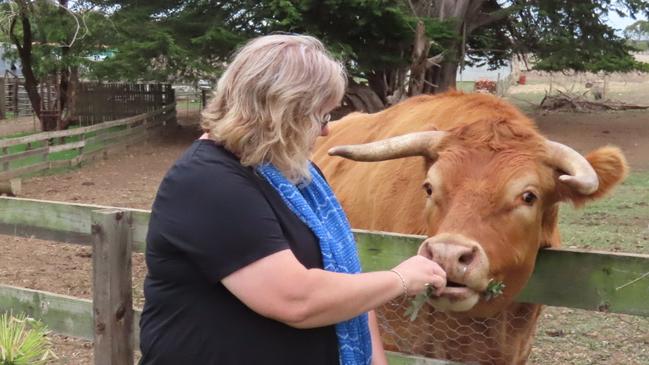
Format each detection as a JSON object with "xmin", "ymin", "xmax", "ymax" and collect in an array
[
  {"xmin": 474, "ymin": 79, "xmax": 497, "ymax": 94},
  {"xmin": 518, "ymin": 74, "xmax": 527, "ymax": 85}
]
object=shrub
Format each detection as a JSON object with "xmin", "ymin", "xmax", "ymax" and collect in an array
[{"xmin": 0, "ymin": 313, "xmax": 56, "ymax": 365}]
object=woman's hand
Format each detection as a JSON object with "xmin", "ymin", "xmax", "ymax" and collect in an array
[{"xmin": 391, "ymin": 255, "xmax": 446, "ymax": 296}]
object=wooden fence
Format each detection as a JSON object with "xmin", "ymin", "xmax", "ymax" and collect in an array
[
  {"xmin": 0, "ymin": 78, "xmax": 173, "ymax": 125},
  {"xmin": 0, "ymin": 197, "xmax": 647, "ymax": 364},
  {"xmin": 0, "ymin": 103, "xmax": 176, "ymax": 182},
  {"xmin": 76, "ymin": 83, "xmax": 174, "ymax": 125}
]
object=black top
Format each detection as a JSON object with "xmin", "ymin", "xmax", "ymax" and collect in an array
[{"xmin": 139, "ymin": 140, "xmax": 339, "ymax": 365}]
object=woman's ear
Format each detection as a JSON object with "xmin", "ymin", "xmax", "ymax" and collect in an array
[{"xmin": 560, "ymin": 146, "xmax": 628, "ymax": 207}]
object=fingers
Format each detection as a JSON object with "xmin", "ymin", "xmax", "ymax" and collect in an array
[
  {"xmin": 430, "ymin": 261, "xmax": 446, "ymax": 279},
  {"xmin": 392, "ymin": 255, "xmax": 447, "ymax": 296},
  {"xmin": 429, "ymin": 274, "xmax": 446, "ymax": 296},
  {"xmin": 422, "ymin": 257, "xmax": 446, "ymax": 296}
]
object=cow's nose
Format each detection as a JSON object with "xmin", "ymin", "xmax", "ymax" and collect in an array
[
  {"xmin": 418, "ymin": 235, "xmax": 490, "ymax": 290},
  {"xmin": 427, "ymin": 242, "xmax": 478, "ymax": 272}
]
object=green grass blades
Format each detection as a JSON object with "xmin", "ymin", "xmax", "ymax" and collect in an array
[
  {"xmin": 484, "ymin": 279, "xmax": 506, "ymax": 301},
  {"xmin": 405, "ymin": 285, "xmax": 436, "ymax": 322},
  {"xmin": 0, "ymin": 312, "xmax": 56, "ymax": 365}
]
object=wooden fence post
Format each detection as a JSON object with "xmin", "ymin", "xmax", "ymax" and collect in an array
[
  {"xmin": 92, "ymin": 209, "xmax": 134, "ymax": 365},
  {"xmin": 0, "ymin": 78, "xmax": 5, "ymax": 119}
]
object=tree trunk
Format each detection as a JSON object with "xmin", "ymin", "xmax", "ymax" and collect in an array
[
  {"xmin": 436, "ymin": 62, "xmax": 458, "ymax": 92},
  {"xmin": 408, "ymin": 21, "xmax": 432, "ymax": 96},
  {"xmin": 10, "ymin": 13, "xmax": 43, "ymax": 126},
  {"xmin": 58, "ymin": 0, "xmax": 77, "ymax": 130},
  {"xmin": 367, "ymin": 71, "xmax": 389, "ymax": 104},
  {"xmin": 61, "ymin": 67, "xmax": 79, "ymax": 129},
  {"xmin": 341, "ymin": 80, "xmax": 385, "ymax": 114}
]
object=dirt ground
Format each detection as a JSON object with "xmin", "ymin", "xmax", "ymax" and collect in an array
[
  {"xmin": 1, "ymin": 109, "xmax": 648, "ymax": 364},
  {"xmin": 0, "ymin": 115, "xmax": 41, "ymax": 136}
]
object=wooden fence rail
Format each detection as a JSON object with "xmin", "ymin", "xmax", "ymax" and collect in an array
[
  {"xmin": 0, "ymin": 103, "xmax": 176, "ymax": 182},
  {"xmin": 0, "ymin": 197, "xmax": 648, "ymax": 364},
  {"xmin": 0, "ymin": 80, "xmax": 174, "ymax": 124}
]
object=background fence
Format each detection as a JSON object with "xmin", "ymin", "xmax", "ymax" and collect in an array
[
  {"xmin": 0, "ymin": 198, "xmax": 647, "ymax": 364},
  {"xmin": 0, "ymin": 103, "xmax": 176, "ymax": 183},
  {"xmin": 0, "ymin": 75, "xmax": 35, "ymax": 118},
  {"xmin": 76, "ymin": 83, "xmax": 174, "ymax": 126},
  {"xmin": 0, "ymin": 78, "xmax": 174, "ymax": 126}
]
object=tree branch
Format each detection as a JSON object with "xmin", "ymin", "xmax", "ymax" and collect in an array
[
  {"xmin": 8, "ymin": 16, "xmax": 22, "ymax": 53},
  {"xmin": 21, "ymin": 12, "xmax": 32, "ymax": 57},
  {"xmin": 426, "ymin": 52, "xmax": 445, "ymax": 68},
  {"xmin": 467, "ymin": 5, "xmax": 520, "ymax": 33}
]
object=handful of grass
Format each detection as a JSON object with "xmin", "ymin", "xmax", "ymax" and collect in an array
[
  {"xmin": 484, "ymin": 279, "xmax": 505, "ymax": 301},
  {"xmin": 404, "ymin": 285, "xmax": 435, "ymax": 322},
  {"xmin": 404, "ymin": 279, "xmax": 506, "ymax": 321}
]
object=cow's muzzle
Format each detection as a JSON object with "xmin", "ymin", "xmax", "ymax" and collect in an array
[{"xmin": 418, "ymin": 234, "xmax": 491, "ymax": 312}]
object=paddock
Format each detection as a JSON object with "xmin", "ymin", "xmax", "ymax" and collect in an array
[{"xmin": 0, "ymin": 108, "xmax": 648, "ymax": 364}]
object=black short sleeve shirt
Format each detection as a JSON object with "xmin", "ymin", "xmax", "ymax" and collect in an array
[{"xmin": 139, "ymin": 140, "xmax": 339, "ymax": 365}]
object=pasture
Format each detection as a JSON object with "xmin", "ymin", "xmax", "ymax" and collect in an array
[{"xmin": 0, "ymin": 106, "xmax": 648, "ymax": 364}]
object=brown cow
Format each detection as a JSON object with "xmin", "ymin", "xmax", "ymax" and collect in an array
[{"xmin": 312, "ymin": 91, "xmax": 628, "ymax": 364}]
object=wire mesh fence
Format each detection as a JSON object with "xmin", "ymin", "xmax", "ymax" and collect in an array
[{"xmin": 377, "ymin": 299, "xmax": 542, "ymax": 364}]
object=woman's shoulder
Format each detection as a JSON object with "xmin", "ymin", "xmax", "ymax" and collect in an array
[
  {"xmin": 188, "ymin": 139, "xmax": 238, "ymax": 163},
  {"xmin": 165, "ymin": 139, "xmax": 262, "ymax": 193},
  {"xmin": 175, "ymin": 140, "xmax": 248, "ymax": 175}
]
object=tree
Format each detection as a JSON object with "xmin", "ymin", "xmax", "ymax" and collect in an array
[
  {"xmin": 257, "ymin": 0, "xmax": 458, "ymax": 105},
  {"xmin": 258, "ymin": 0, "xmax": 649, "ymax": 103},
  {"xmin": 510, "ymin": 1, "xmax": 649, "ymax": 73},
  {"xmin": 78, "ymin": 1, "xmax": 649, "ymax": 111},
  {"xmin": 88, "ymin": 0, "xmax": 252, "ymax": 83},
  {"xmin": 0, "ymin": 0, "xmax": 112, "ymax": 130},
  {"xmin": 625, "ymin": 19, "xmax": 649, "ymax": 50}
]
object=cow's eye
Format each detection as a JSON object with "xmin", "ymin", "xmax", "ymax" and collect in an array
[
  {"xmin": 423, "ymin": 182, "xmax": 433, "ymax": 196},
  {"xmin": 522, "ymin": 191, "xmax": 537, "ymax": 205}
]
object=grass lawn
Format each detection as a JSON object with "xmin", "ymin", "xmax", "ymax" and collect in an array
[
  {"xmin": 530, "ymin": 171, "xmax": 649, "ymax": 364},
  {"xmin": 559, "ymin": 171, "xmax": 649, "ymax": 254}
]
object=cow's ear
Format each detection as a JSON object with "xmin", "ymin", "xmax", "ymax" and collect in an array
[{"xmin": 561, "ymin": 146, "xmax": 628, "ymax": 207}]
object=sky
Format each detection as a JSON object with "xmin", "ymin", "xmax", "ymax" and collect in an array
[{"xmin": 606, "ymin": 11, "xmax": 648, "ymax": 35}]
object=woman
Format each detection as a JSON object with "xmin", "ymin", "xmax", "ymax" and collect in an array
[{"xmin": 139, "ymin": 34, "xmax": 446, "ymax": 365}]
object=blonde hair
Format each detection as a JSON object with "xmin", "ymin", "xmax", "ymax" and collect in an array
[{"xmin": 201, "ymin": 34, "xmax": 347, "ymax": 183}]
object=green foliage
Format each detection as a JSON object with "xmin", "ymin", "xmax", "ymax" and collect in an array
[
  {"xmin": 510, "ymin": 0, "xmax": 649, "ymax": 73},
  {"xmin": 405, "ymin": 284, "xmax": 435, "ymax": 322},
  {"xmin": 86, "ymin": 0, "xmax": 457, "ymax": 84},
  {"xmin": 0, "ymin": 1, "xmax": 114, "ymax": 80},
  {"xmin": 625, "ymin": 20, "xmax": 649, "ymax": 50},
  {"xmin": 267, "ymin": 1, "xmax": 421, "ymax": 72},
  {"xmin": 0, "ymin": 312, "xmax": 55, "ymax": 365},
  {"xmin": 484, "ymin": 279, "xmax": 505, "ymax": 301},
  {"xmin": 625, "ymin": 19, "xmax": 649, "ymax": 40},
  {"xmin": 89, "ymin": 1, "xmax": 251, "ymax": 82},
  {"xmin": 7, "ymin": 0, "xmax": 645, "ymax": 86}
]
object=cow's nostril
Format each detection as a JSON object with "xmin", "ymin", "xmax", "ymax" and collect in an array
[{"xmin": 458, "ymin": 249, "xmax": 476, "ymax": 265}]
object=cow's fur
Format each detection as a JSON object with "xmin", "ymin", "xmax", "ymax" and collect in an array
[{"xmin": 312, "ymin": 92, "xmax": 627, "ymax": 364}]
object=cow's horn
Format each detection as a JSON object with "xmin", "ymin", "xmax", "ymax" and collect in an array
[
  {"xmin": 328, "ymin": 131, "xmax": 447, "ymax": 162},
  {"xmin": 546, "ymin": 141, "xmax": 599, "ymax": 195}
]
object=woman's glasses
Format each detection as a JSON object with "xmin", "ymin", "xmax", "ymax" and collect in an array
[{"xmin": 320, "ymin": 113, "xmax": 332, "ymax": 129}]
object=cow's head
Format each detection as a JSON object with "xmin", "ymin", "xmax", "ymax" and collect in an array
[{"xmin": 328, "ymin": 119, "xmax": 627, "ymax": 316}]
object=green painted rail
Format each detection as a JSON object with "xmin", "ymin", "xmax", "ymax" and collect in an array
[
  {"xmin": 0, "ymin": 197, "xmax": 648, "ymax": 364},
  {"xmin": 0, "ymin": 197, "xmax": 648, "ymax": 316},
  {"xmin": 0, "ymin": 104, "xmax": 176, "ymax": 181},
  {"xmin": 0, "ymin": 284, "xmax": 453, "ymax": 364}
]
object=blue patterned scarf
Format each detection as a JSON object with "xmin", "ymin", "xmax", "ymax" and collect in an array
[{"xmin": 256, "ymin": 162, "xmax": 372, "ymax": 365}]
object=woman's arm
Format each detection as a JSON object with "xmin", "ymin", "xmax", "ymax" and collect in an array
[
  {"xmin": 368, "ymin": 310, "xmax": 388, "ymax": 365},
  {"xmin": 221, "ymin": 249, "xmax": 445, "ymax": 329}
]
